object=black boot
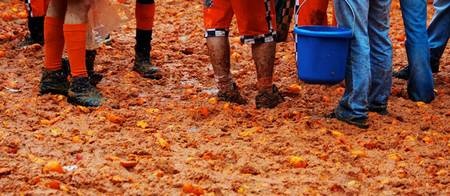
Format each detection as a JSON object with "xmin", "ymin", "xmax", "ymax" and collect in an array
[
  {"xmin": 392, "ymin": 66, "xmax": 410, "ymax": 80},
  {"xmin": 393, "ymin": 60, "xmax": 440, "ymax": 80},
  {"xmin": 39, "ymin": 69, "xmax": 69, "ymax": 96},
  {"xmin": 255, "ymin": 85, "xmax": 284, "ymax": 109},
  {"xmin": 61, "ymin": 50, "xmax": 103, "ymax": 86},
  {"xmin": 133, "ymin": 29, "xmax": 162, "ymax": 80},
  {"xmin": 86, "ymin": 50, "xmax": 103, "ymax": 85},
  {"xmin": 67, "ymin": 77, "xmax": 103, "ymax": 107},
  {"xmin": 217, "ymin": 83, "xmax": 248, "ymax": 105},
  {"xmin": 18, "ymin": 16, "xmax": 44, "ymax": 47}
]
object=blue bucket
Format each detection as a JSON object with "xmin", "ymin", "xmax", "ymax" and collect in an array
[{"xmin": 294, "ymin": 26, "xmax": 353, "ymax": 84}]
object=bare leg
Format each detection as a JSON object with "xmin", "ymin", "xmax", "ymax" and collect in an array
[
  {"xmin": 253, "ymin": 42, "xmax": 283, "ymax": 109},
  {"xmin": 64, "ymin": 0, "xmax": 103, "ymax": 107},
  {"xmin": 206, "ymin": 36, "xmax": 247, "ymax": 104},
  {"xmin": 46, "ymin": 0, "xmax": 66, "ymax": 20},
  {"xmin": 65, "ymin": 0, "xmax": 89, "ymax": 24},
  {"xmin": 206, "ymin": 37, "xmax": 233, "ymax": 91},
  {"xmin": 252, "ymin": 42, "xmax": 276, "ymax": 92}
]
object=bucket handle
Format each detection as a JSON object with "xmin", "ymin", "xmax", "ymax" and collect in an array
[{"xmin": 294, "ymin": 0, "xmax": 356, "ymax": 35}]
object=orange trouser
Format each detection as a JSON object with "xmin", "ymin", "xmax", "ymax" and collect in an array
[
  {"xmin": 204, "ymin": 0, "xmax": 277, "ymax": 44},
  {"xmin": 296, "ymin": 0, "xmax": 336, "ymax": 26},
  {"xmin": 25, "ymin": 0, "xmax": 50, "ymax": 17}
]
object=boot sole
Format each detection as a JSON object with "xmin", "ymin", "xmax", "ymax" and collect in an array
[
  {"xmin": 39, "ymin": 88, "xmax": 68, "ymax": 96},
  {"xmin": 133, "ymin": 66, "xmax": 163, "ymax": 80},
  {"xmin": 67, "ymin": 96, "xmax": 101, "ymax": 107}
]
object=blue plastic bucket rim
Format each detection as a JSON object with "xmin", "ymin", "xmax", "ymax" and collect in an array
[{"xmin": 294, "ymin": 25, "xmax": 353, "ymax": 39}]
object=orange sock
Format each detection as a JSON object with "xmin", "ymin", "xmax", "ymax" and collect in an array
[
  {"xmin": 44, "ymin": 17, "xmax": 64, "ymax": 71},
  {"xmin": 136, "ymin": 3, "xmax": 155, "ymax": 30},
  {"xmin": 63, "ymin": 24, "xmax": 87, "ymax": 77}
]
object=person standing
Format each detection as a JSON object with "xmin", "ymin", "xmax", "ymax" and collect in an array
[
  {"xmin": 39, "ymin": 0, "xmax": 103, "ymax": 107},
  {"xmin": 395, "ymin": 0, "xmax": 436, "ymax": 103},
  {"xmin": 133, "ymin": 0, "xmax": 162, "ymax": 80},
  {"xmin": 329, "ymin": 0, "xmax": 393, "ymax": 128},
  {"xmin": 19, "ymin": 0, "xmax": 50, "ymax": 46},
  {"xmin": 204, "ymin": 0, "xmax": 284, "ymax": 109},
  {"xmin": 393, "ymin": 0, "xmax": 449, "ymax": 80}
]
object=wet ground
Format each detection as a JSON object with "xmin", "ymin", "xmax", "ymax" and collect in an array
[{"xmin": 0, "ymin": 0, "xmax": 449, "ymax": 195}]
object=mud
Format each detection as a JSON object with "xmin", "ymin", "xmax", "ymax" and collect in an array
[{"xmin": 0, "ymin": 0, "xmax": 449, "ymax": 195}]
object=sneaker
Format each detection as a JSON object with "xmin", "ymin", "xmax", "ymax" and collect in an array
[
  {"xmin": 255, "ymin": 85, "xmax": 284, "ymax": 109},
  {"xmin": 67, "ymin": 77, "xmax": 103, "ymax": 107},
  {"xmin": 326, "ymin": 112, "xmax": 369, "ymax": 129},
  {"xmin": 217, "ymin": 83, "xmax": 247, "ymax": 105},
  {"xmin": 133, "ymin": 47, "xmax": 162, "ymax": 80},
  {"xmin": 39, "ymin": 69, "xmax": 69, "ymax": 95}
]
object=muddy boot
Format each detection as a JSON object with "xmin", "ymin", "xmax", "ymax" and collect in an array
[
  {"xmin": 133, "ymin": 29, "xmax": 162, "ymax": 80},
  {"xmin": 86, "ymin": 50, "xmax": 103, "ymax": 85},
  {"xmin": 217, "ymin": 83, "xmax": 247, "ymax": 105},
  {"xmin": 61, "ymin": 58, "xmax": 70, "ymax": 76},
  {"xmin": 255, "ymin": 85, "xmax": 284, "ymax": 109},
  {"xmin": 39, "ymin": 69, "xmax": 69, "ymax": 95},
  {"xmin": 60, "ymin": 50, "xmax": 103, "ymax": 86},
  {"xmin": 67, "ymin": 77, "xmax": 103, "ymax": 107},
  {"xmin": 18, "ymin": 16, "xmax": 44, "ymax": 47}
]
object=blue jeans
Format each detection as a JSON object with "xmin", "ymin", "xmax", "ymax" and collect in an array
[
  {"xmin": 400, "ymin": 0, "xmax": 435, "ymax": 103},
  {"xmin": 334, "ymin": 0, "xmax": 392, "ymax": 120},
  {"xmin": 429, "ymin": 0, "xmax": 450, "ymax": 69}
]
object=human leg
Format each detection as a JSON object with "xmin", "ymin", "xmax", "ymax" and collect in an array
[
  {"xmin": 368, "ymin": 0, "xmax": 392, "ymax": 114},
  {"xmin": 231, "ymin": 0, "xmax": 283, "ymax": 108},
  {"xmin": 333, "ymin": 0, "xmax": 371, "ymax": 128},
  {"xmin": 133, "ymin": 0, "xmax": 162, "ymax": 80},
  {"xmin": 204, "ymin": 0, "xmax": 247, "ymax": 104},
  {"xmin": 428, "ymin": 0, "xmax": 450, "ymax": 72},
  {"xmin": 39, "ymin": 0, "xmax": 68, "ymax": 95},
  {"xmin": 399, "ymin": 0, "xmax": 435, "ymax": 103},
  {"xmin": 65, "ymin": 0, "xmax": 102, "ymax": 107},
  {"xmin": 21, "ymin": 0, "xmax": 50, "ymax": 46}
]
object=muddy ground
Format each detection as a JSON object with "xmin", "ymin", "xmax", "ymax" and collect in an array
[{"xmin": 0, "ymin": 0, "xmax": 449, "ymax": 195}]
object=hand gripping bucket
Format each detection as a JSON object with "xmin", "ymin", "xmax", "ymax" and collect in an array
[{"xmin": 294, "ymin": 0, "xmax": 354, "ymax": 84}]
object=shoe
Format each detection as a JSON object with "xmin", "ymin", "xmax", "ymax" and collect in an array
[
  {"xmin": 255, "ymin": 85, "xmax": 284, "ymax": 109},
  {"xmin": 39, "ymin": 69, "xmax": 69, "ymax": 95},
  {"xmin": 393, "ymin": 66, "xmax": 410, "ymax": 80},
  {"xmin": 393, "ymin": 64, "xmax": 440, "ymax": 80},
  {"xmin": 67, "ymin": 77, "xmax": 103, "ymax": 107},
  {"xmin": 217, "ymin": 83, "xmax": 247, "ymax": 105},
  {"xmin": 368, "ymin": 106, "xmax": 389, "ymax": 115},
  {"xmin": 326, "ymin": 112, "xmax": 369, "ymax": 129},
  {"xmin": 61, "ymin": 50, "xmax": 103, "ymax": 86},
  {"xmin": 133, "ymin": 47, "xmax": 162, "ymax": 80}
]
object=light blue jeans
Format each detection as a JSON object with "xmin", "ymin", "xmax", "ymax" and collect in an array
[
  {"xmin": 334, "ymin": 0, "xmax": 392, "ymax": 120},
  {"xmin": 429, "ymin": 0, "xmax": 450, "ymax": 69},
  {"xmin": 400, "ymin": 0, "xmax": 435, "ymax": 103}
]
